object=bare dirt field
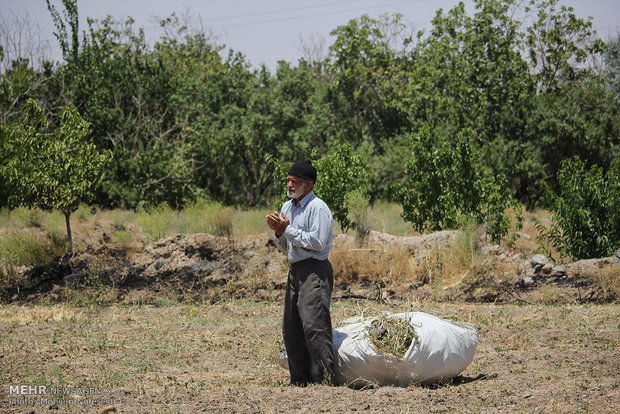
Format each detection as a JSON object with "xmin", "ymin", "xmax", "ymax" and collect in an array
[
  {"xmin": 1, "ymin": 229, "xmax": 619, "ymax": 413},
  {"xmin": 1, "ymin": 299, "xmax": 618, "ymax": 413}
]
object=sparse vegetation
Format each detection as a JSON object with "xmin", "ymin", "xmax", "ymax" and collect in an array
[
  {"xmin": 0, "ymin": 301, "xmax": 617, "ymax": 412},
  {"xmin": 0, "ymin": 202, "xmax": 617, "ymax": 306},
  {"xmin": 0, "ymin": 230, "xmax": 66, "ymax": 267},
  {"xmin": 0, "ymin": 0, "xmax": 617, "ymax": 410}
]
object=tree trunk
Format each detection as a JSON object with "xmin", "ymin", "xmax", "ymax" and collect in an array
[{"xmin": 65, "ymin": 210, "xmax": 73, "ymax": 254}]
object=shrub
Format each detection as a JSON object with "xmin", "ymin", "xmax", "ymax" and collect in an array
[
  {"xmin": 394, "ymin": 127, "xmax": 522, "ymax": 243},
  {"xmin": 535, "ymin": 156, "xmax": 619, "ymax": 260},
  {"xmin": 313, "ymin": 142, "xmax": 369, "ymax": 231}
]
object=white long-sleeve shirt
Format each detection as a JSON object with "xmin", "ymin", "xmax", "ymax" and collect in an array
[{"xmin": 274, "ymin": 191, "xmax": 333, "ymax": 264}]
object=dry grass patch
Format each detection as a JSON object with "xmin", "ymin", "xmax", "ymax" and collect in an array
[
  {"xmin": 506, "ymin": 207, "xmax": 562, "ymax": 260},
  {"xmin": 1, "ymin": 301, "xmax": 618, "ymax": 413},
  {"xmin": 368, "ymin": 314, "xmax": 419, "ymax": 359},
  {"xmin": 593, "ymin": 264, "xmax": 620, "ymax": 301},
  {"xmin": 330, "ymin": 237, "xmax": 415, "ymax": 286},
  {"xmin": 409, "ymin": 222, "xmax": 486, "ymax": 289}
]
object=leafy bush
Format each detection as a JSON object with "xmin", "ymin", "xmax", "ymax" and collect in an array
[
  {"xmin": 394, "ymin": 127, "xmax": 521, "ymax": 243},
  {"xmin": 535, "ymin": 157, "xmax": 619, "ymax": 260},
  {"xmin": 312, "ymin": 141, "xmax": 369, "ymax": 231}
]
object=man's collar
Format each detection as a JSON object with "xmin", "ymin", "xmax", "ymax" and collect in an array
[{"xmin": 294, "ymin": 191, "xmax": 315, "ymax": 207}]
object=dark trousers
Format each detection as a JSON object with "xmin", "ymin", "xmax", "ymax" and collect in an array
[{"xmin": 283, "ymin": 258, "xmax": 335, "ymax": 385}]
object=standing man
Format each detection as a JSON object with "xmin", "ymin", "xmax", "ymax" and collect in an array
[{"xmin": 265, "ymin": 159, "xmax": 336, "ymax": 386}]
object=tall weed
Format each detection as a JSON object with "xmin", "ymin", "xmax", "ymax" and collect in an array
[
  {"xmin": 330, "ymin": 238, "xmax": 414, "ymax": 286},
  {"xmin": 414, "ymin": 220, "xmax": 483, "ymax": 289},
  {"xmin": 0, "ymin": 231, "xmax": 66, "ymax": 266},
  {"xmin": 136, "ymin": 204, "xmax": 177, "ymax": 241},
  {"xmin": 213, "ymin": 207, "xmax": 234, "ymax": 238},
  {"xmin": 347, "ymin": 190, "xmax": 371, "ymax": 241},
  {"xmin": 178, "ymin": 199, "xmax": 220, "ymax": 234},
  {"xmin": 135, "ymin": 200, "xmax": 238, "ymax": 241}
]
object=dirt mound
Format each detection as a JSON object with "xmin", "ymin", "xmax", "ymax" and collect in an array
[
  {"xmin": 365, "ymin": 229, "xmax": 459, "ymax": 252},
  {"xmin": 3, "ymin": 233, "xmax": 273, "ymax": 302},
  {"xmin": 2, "ymin": 231, "xmax": 618, "ymax": 304}
]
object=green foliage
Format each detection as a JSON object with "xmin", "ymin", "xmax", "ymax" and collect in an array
[
  {"xmin": 0, "ymin": 1, "xmax": 617, "ymax": 214},
  {"xmin": 0, "ymin": 231, "xmax": 66, "ymax": 267},
  {"xmin": 526, "ymin": 0, "xmax": 605, "ymax": 90},
  {"xmin": 267, "ymin": 142, "xmax": 369, "ymax": 231},
  {"xmin": 604, "ymin": 35, "xmax": 620, "ymax": 104},
  {"xmin": 479, "ymin": 174, "xmax": 523, "ymax": 245},
  {"xmin": 46, "ymin": 0, "xmax": 79, "ymax": 63},
  {"xmin": 402, "ymin": 0, "xmax": 614, "ymax": 207},
  {"xmin": 535, "ymin": 157, "xmax": 619, "ymax": 260},
  {"xmin": 328, "ymin": 13, "xmax": 412, "ymax": 147},
  {"xmin": 2, "ymin": 99, "xmax": 111, "ymax": 213},
  {"xmin": 312, "ymin": 141, "xmax": 369, "ymax": 231},
  {"xmin": 394, "ymin": 127, "xmax": 521, "ymax": 243},
  {"xmin": 264, "ymin": 153, "xmax": 291, "ymax": 210},
  {"xmin": 1, "ymin": 99, "xmax": 111, "ymax": 251}
]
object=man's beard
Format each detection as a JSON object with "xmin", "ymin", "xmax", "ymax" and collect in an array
[{"xmin": 288, "ymin": 185, "xmax": 304, "ymax": 199}]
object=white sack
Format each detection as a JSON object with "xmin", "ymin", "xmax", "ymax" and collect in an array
[{"xmin": 276, "ymin": 312, "xmax": 479, "ymax": 387}]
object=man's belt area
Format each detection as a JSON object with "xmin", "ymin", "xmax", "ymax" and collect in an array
[{"xmin": 290, "ymin": 257, "xmax": 327, "ymax": 268}]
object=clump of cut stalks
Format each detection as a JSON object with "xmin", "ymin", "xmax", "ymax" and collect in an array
[{"xmin": 368, "ymin": 314, "xmax": 419, "ymax": 360}]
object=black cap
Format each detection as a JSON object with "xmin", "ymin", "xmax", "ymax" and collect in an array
[{"xmin": 288, "ymin": 159, "xmax": 317, "ymax": 182}]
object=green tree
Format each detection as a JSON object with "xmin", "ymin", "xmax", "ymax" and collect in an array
[
  {"xmin": 397, "ymin": 0, "xmax": 613, "ymax": 206},
  {"xmin": 327, "ymin": 13, "xmax": 412, "ymax": 148},
  {"xmin": 312, "ymin": 141, "xmax": 369, "ymax": 231},
  {"xmin": 394, "ymin": 127, "xmax": 520, "ymax": 243},
  {"xmin": 46, "ymin": 0, "xmax": 79, "ymax": 63},
  {"xmin": 526, "ymin": 0, "xmax": 605, "ymax": 91},
  {"xmin": 0, "ymin": 56, "xmax": 45, "ymax": 208},
  {"xmin": 403, "ymin": 0, "xmax": 537, "ymax": 203},
  {"xmin": 535, "ymin": 157, "xmax": 619, "ymax": 260},
  {"xmin": 604, "ymin": 35, "xmax": 620, "ymax": 103},
  {"xmin": 1, "ymin": 99, "xmax": 111, "ymax": 253}
]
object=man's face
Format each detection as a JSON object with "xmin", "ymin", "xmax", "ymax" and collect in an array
[{"xmin": 287, "ymin": 175, "xmax": 307, "ymax": 199}]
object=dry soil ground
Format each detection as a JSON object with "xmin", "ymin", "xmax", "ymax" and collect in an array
[
  {"xmin": 1, "ymin": 300, "xmax": 618, "ymax": 413},
  {"xmin": 1, "ymin": 227, "xmax": 619, "ymax": 413}
]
